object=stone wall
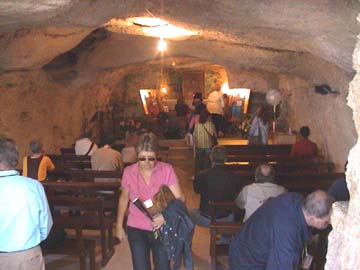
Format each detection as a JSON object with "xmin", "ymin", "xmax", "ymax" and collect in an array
[
  {"xmin": 337, "ymin": 15, "xmax": 360, "ymax": 269},
  {"xmin": 279, "ymin": 75, "xmax": 356, "ymax": 170},
  {"xmin": 0, "ymin": 69, "xmax": 111, "ymax": 162},
  {"xmin": 227, "ymin": 66, "xmax": 356, "ymax": 170},
  {"xmin": 325, "ymin": 202, "xmax": 348, "ymax": 270}
]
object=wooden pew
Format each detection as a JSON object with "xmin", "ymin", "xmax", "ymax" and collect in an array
[
  {"xmin": 43, "ymin": 181, "xmax": 120, "ymax": 216},
  {"xmin": 43, "ymin": 182, "xmax": 120, "ymax": 266},
  {"xmin": 47, "ymin": 194, "xmax": 115, "ymax": 267},
  {"xmin": 63, "ymin": 155, "xmax": 92, "ymax": 170},
  {"xmin": 226, "ymin": 155, "xmax": 319, "ymax": 163},
  {"xmin": 68, "ymin": 170, "xmax": 122, "ymax": 183},
  {"xmin": 231, "ymin": 172, "xmax": 344, "ymax": 194},
  {"xmin": 208, "ymin": 201, "xmax": 243, "ymax": 269},
  {"xmin": 60, "ymin": 147, "xmax": 75, "ymax": 155},
  {"xmin": 48, "ymin": 154, "xmax": 92, "ymax": 171},
  {"xmin": 43, "ymin": 222, "xmax": 96, "ymax": 270},
  {"xmin": 224, "ymin": 144, "xmax": 292, "ymax": 155},
  {"xmin": 225, "ymin": 161, "xmax": 333, "ymax": 174}
]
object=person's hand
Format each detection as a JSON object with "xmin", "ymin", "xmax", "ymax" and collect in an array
[
  {"xmin": 152, "ymin": 214, "xmax": 165, "ymax": 230},
  {"xmin": 116, "ymin": 226, "xmax": 127, "ymax": 242}
]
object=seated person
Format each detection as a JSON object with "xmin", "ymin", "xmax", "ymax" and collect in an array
[
  {"xmin": 91, "ymin": 136, "xmax": 123, "ymax": 182},
  {"xmin": 158, "ymin": 112, "xmax": 183, "ymax": 139},
  {"xmin": 22, "ymin": 139, "xmax": 55, "ymax": 181},
  {"xmin": 121, "ymin": 132, "xmax": 139, "ymax": 164},
  {"xmin": 235, "ymin": 164, "xmax": 287, "ymax": 221},
  {"xmin": 328, "ymin": 179, "xmax": 350, "ymax": 202},
  {"xmin": 328, "ymin": 161, "xmax": 350, "ymax": 202},
  {"xmin": 290, "ymin": 126, "xmax": 318, "ymax": 157},
  {"xmin": 74, "ymin": 129, "xmax": 98, "ymax": 156},
  {"xmin": 190, "ymin": 146, "xmax": 247, "ymax": 227},
  {"xmin": 175, "ymin": 96, "xmax": 190, "ymax": 117}
]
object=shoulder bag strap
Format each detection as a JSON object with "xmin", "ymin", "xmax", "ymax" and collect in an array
[{"xmin": 85, "ymin": 142, "xmax": 95, "ymax": 156}]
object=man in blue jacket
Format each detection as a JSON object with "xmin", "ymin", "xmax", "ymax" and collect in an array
[{"xmin": 229, "ymin": 191, "xmax": 333, "ymax": 270}]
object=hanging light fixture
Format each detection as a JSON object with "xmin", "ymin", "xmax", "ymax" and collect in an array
[{"xmin": 157, "ymin": 37, "xmax": 167, "ymax": 52}]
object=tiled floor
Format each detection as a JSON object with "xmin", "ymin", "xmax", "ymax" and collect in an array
[{"xmin": 45, "ymin": 147, "xmax": 227, "ymax": 270}]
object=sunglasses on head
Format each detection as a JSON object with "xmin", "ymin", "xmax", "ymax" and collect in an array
[{"xmin": 138, "ymin": 156, "xmax": 156, "ymax": 162}]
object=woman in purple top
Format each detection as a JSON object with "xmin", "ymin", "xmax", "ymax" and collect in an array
[{"xmin": 117, "ymin": 133, "xmax": 185, "ymax": 270}]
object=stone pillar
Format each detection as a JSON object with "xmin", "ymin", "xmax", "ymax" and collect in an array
[{"xmin": 325, "ymin": 202, "xmax": 348, "ymax": 270}]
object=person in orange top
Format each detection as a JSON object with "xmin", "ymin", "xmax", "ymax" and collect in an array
[
  {"xmin": 22, "ymin": 140, "xmax": 55, "ymax": 181},
  {"xmin": 290, "ymin": 126, "xmax": 318, "ymax": 157}
]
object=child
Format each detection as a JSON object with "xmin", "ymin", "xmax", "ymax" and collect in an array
[{"xmin": 152, "ymin": 185, "xmax": 194, "ymax": 270}]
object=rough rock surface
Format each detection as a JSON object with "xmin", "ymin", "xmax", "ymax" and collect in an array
[
  {"xmin": 336, "ymin": 14, "xmax": 360, "ymax": 270},
  {"xmin": 0, "ymin": 1, "xmax": 359, "ymax": 74},
  {"xmin": 325, "ymin": 202, "xmax": 349, "ymax": 270}
]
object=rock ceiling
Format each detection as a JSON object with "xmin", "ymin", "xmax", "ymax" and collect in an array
[{"xmin": 0, "ymin": 0, "xmax": 359, "ymax": 81}]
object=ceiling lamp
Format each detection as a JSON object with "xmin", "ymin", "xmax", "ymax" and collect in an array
[
  {"xmin": 127, "ymin": 17, "xmax": 196, "ymax": 38},
  {"xmin": 157, "ymin": 37, "xmax": 167, "ymax": 52}
]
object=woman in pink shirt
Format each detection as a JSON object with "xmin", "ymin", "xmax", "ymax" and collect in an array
[{"xmin": 116, "ymin": 133, "xmax": 185, "ymax": 270}]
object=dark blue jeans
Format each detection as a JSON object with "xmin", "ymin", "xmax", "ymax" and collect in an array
[
  {"xmin": 195, "ymin": 148, "xmax": 211, "ymax": 175},
  {"xmin": 128, "ymin": 226, "xmax": 170, "ymax": 270},
  {"xmin": 211, "ymin": 113, "xmax": 223, "ymax": 134}
]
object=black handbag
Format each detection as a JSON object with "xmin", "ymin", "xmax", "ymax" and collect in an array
[{"xmin": 203, "ymin": 124, "xmax": 218, "ymax": 147}]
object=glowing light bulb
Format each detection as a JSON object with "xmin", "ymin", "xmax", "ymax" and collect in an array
[
  {"xmin": 157, "ymin": 38, "xmax": 167, "ymax": 52},
  {"xmin": 161, "ymin": 87, "xmax": 167, "ymax": 93}
]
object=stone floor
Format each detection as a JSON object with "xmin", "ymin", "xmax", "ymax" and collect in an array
[{"xmin": 45, "ymin": 145, "xmax": 227, "ymax": 270}]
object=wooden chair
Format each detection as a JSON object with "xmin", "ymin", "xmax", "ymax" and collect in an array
[
  {"xmin": 209, "ymin": 201, "xmax": 244, "ymax": 270},
  {"xmin": 47, "ymin": 194, "xmax": 115, "ymax": 267}
]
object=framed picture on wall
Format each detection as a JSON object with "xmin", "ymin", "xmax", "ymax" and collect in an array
[
  {"xmin": 182, "ymin": 71, "xmax": 205, "ymax": 101},
  {"xmin": 139, "ymin": 89, "xmax": 161, "ymax": 117}
]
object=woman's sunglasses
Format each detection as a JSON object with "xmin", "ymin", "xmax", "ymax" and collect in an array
[{"xmin": 138, "ymin": 157, "xmax": 156, "ymax": 162}]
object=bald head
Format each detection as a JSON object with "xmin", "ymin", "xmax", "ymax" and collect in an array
[{"xmin": 255, "ymin": 164, "xmax": 275, "ymax": 183}]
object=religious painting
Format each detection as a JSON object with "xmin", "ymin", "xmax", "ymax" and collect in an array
[
  {"xmin": 182, "ymin": 71, "xmax": 205, "ymax": 101},
  {"xmin": 139, "ymin": 89, "xmax": 161, "ymax": 117}
]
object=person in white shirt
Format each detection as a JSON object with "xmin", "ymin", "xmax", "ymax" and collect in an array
[
  {"xmin": 206, "ymin": 83, "xmax": 224, "ymax": 135},
  {"xmin": 74, "ymin": 130, "xmax": 98, "ymax": 156},
  {"xmin": 235, "ymin": 164, "xmax": 287, "ymax": 221}
]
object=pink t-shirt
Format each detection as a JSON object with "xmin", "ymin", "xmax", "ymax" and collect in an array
[
  {"xmin": 189, "ymin": 114, "xmax": 200, "ymax": 131},
  {"xmin": 122, "ymin": 162, "xmax": 178, "ymax": 231}
]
